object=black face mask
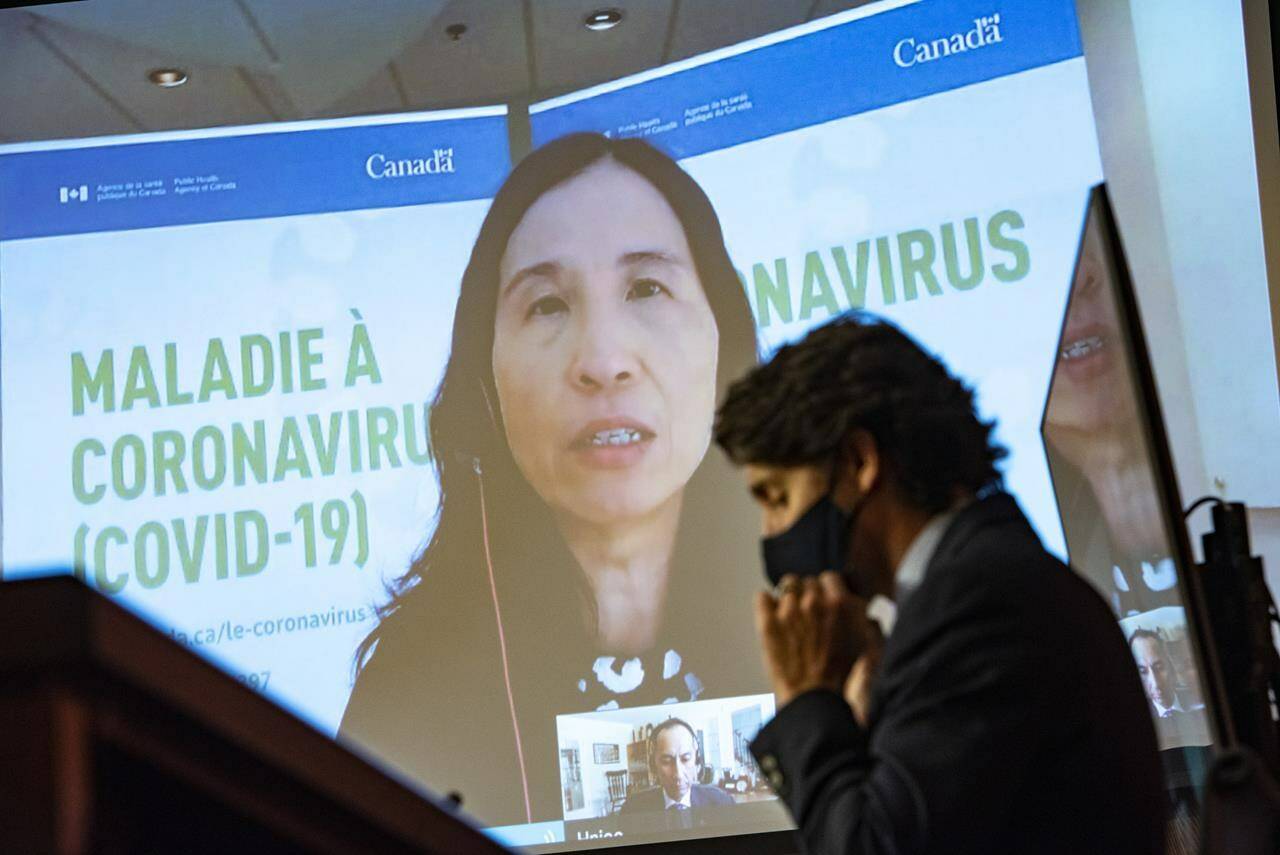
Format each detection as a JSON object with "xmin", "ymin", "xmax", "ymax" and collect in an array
[{"xmin": 761, "ymin": 491, "xmax": 855, "ymax": 589}]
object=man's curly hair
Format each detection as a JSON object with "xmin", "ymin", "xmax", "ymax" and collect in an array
[{"xmin": 713, "ymin": 313, "xmax": 1007, "ymax": 513}]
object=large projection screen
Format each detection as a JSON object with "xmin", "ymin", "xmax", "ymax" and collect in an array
[{"xmin": 0, "ymin": 0, "xmax": 1116, "ymax": 851}]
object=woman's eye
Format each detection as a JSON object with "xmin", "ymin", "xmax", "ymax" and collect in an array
[
  {"xmin": 527, "ymin": 295, "xmax": 568, "ymax": 318},
  {"xmin": 627, "ymin": 278, "xmax": 668, "ymax": 301}
]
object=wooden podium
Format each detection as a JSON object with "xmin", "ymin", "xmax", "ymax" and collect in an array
[{"xmin": 0, "ymin": 575, "xmax": 510, "ymax": 854}]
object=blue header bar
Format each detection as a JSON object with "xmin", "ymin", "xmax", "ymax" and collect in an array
[
  {"xmin": 0, "ymin": 111, "xmax": 510, "ymax": 240},
  {"xmin": 530, "ymin": 0, "xmax": 1082, "ymax": 158}
]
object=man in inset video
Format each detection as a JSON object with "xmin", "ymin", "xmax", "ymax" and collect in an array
[
  {"xmin": 713, "ymin": 314, "xmax": 1165, "ymax": 854},
  {"xmin": 619, "ymin": 718, "xmax": 732, "ymax": 828},
  {"xmin": 1131, "ymin": 628, "xmax": 1182, "ymax": 717}
]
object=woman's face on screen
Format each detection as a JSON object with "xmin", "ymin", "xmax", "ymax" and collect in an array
[
  {"xmin": 492, "ymin": 159, "xmax": 719, "ymax": 526},
  {"xmin": 1044, "ymin": 217, "xmax": 1133, "ymax": 436}
]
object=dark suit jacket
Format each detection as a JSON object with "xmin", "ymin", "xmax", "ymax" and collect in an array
[
  {"xmin": 751, "ymin": 493, "xmax": 1165, "ymax": 855},
  {"xmin": 619, "ymin": 783, "xmax": 734, "ymax": 813}
]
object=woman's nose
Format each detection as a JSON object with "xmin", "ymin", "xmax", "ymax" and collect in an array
[{"xmin": 569, "ymin": 307, "xmax": 639, "ymax": 392}]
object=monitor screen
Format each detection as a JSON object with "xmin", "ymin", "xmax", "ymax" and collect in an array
[
  {"xmin": 1042, "ymin": 186, "xmax": 1218, "ymax": 852},
  {"xmin": 0, "ymin": 0, "xmax": 1109, "ymax": 849}
]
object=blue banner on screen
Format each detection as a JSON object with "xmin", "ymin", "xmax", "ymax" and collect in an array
[
  {"xmin": 531, "ymin": 0, "xmax": 1082, "ymax": 158},
  {"xmin": 0, "ymin": 112, "xmax": 509, "ymax": 240}
]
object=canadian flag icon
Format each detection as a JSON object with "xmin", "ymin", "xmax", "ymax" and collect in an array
[{"xmin": 59, "ymin": 185, "xmax": 88, "ymax": 203}]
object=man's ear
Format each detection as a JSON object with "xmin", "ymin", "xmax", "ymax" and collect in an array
[{"xmin": 844, "ymin": 429, "xmax": 881, "ymax": 498}]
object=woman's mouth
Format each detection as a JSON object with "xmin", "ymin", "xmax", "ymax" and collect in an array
[
  {"xmin": 587, "ymin": 427, "xmax": 646, "ymax": 447},
  {"xmin": 570, "ymin": 420, "xmax": 656, "ymax": 469},
  {"xmin": 1060, "ymin": 334, "xmax": 1104, "ymax": 362},
  {"xmin": 1057, "ymin": 324, "xmax": 1114, "ymax": 383}
]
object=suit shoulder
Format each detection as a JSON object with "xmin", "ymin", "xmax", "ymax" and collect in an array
[
  {"xmin": 620, "ymin": 788, "xmax": 663, "ymax": 813},
  {"xmin": 694, "ymin": 784, "xmax": 734, "ymax": 805},
  {"xmin": 928, "ymin": 515, "xmax": 1099, "ymax": 610}
]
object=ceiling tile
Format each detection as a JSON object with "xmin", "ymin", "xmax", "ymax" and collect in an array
[
  {"xmin": 667, "ymin": 0, "xmax": 808, "ymax": 62},
  {"xmin": 238, "ymin": 0, "xmax": 448, "ymax": 115},
  {"xmin": 327, "ymin": 64, "xmax": 406, "ymax": 118},
  {"xmin": 31, "ymin": 17, "xmax": 276, "ymax": 134},
  {"xmin": 392, "ymin": 0, "xmax": 528, "ymax": 108},
  {"xmin": 236, "ymin": 68, "xmax": 299, "ymax": 121},
  {"xmin": 0, "ymin": 13, "xmax": 137, "ymax": 141},
  {"xmin": 27, "ymin": 0, "xmax": 272, "ymax": 66},
  {"xmin": 809, "ymin": 0, "xmax": 885, "ymax": 21},
  {"xmin": 531, "ymin": 0, "xmax": 674, "ymax": 94}
]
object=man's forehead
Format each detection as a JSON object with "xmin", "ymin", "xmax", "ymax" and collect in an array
[
  {"xmin": 1132, "ymin": 637, "xmax": 1162, "ymax": 657},
  {"xmin": 655, "ymin": 726, "xmax": 695, "ymax": 751},
  {"xmin": 743, "ymin": 462, "xmax": 826, "ymax": 493}
]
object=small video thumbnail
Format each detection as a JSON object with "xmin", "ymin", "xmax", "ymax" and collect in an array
[
  {"xmin": 555, "ymin": 693, "xmax": 778, "ymax": 826},
  {"xmin": 1120, "ymin": 605, "xmax": 1212, "ymax": 750}
]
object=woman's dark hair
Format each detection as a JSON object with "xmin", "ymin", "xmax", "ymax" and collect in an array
[
  {"xmin": 714, "ymin": 312, "xmax": 1006, "ymax": 514},
  {"xmin": 355, "ymin": 132, "xmax": 759, "ymax": 672}
]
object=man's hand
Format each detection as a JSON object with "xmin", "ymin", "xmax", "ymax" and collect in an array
[
  {"xmin": 844, "ymin": 625, "xmax": 884, "ymax": 728},
  {"xmin": 754, "ymin": 571, "xmax": 871, "ymax": 708}
]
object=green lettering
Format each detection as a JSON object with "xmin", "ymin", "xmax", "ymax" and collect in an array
[
  {"xmin": 173, "ymin": 516, "xmax": 208, "ymax": 583},
  {"xmin": 307, "ymin": 412, "xmax": 343, "ymax": 476},
  {"xmin": 989, "ymin": 210, "xmax": 1031, "ymax": 282},
  {"xmin": 897, "ymin": 229, "xmax": 942, "ymax": 301},
  {"xmin": 111, "ymin": 435, "xmax": 146, "ymax": 501},
  {"xmin": 152, "ymin": 430, "xmax": 188, "ymax": 496},
  {"xmin": 232, "ymin": 421, "xmax": 268, "ymax": 486},
  {"xmin": 72, "ymin": 438, "xmax": 106, "ymax": 505},
  {"xmin": 298, "ymin": 328, "xmax": 326, "ymax": 392},
  {"xmin": 751, "ymin": 260, "xmax": 793, "ymax": 328},
  {"xmin": 279, "ymin": 331, "xmax": 295, "ymax": 394},
  {"xmin": 875, "ymin": 237, "xmax": 897, "ymax": 305},
  {"xmin": 831, "ymin": 242, "xmax": 869, "ymax": 310},
  {"xmin": 135, "ymin": 521, "xmax": 170, "ymax": 589},
  {"xmin": 191, "ymin": 426, "xmax": 226, "ymax": 490},
  {"xmin": 71, "ymin": 350, "xmax": 114, "ymax": 416},
  {"xmin": 241, "ymin": 334, "xmax": 274, "ymax": 398},
  {"xmin": 348, "ymin": 409, "xmax": 363, "ymax": 473},
  {"xmin": 93, "ymin": 527, "xmax": 129, "ymax": 594},
  {"xmin": 941, "ymin": 219, "xmax": 985, "ymax": 291},
  {"xmin": 235, "ymin": 510, "xmax": 268, "ymax": 577},
  {"xmin": 164, "ymin": 343, "xmax": 194, "ymax": 406},
  {"xmin": 215, "ymin": 514, "xmax": 229, "ymax": 580},
  {"xmin": 273, "ymin": 416, "xmax": 312, "ymax": 481},
  {"xmin": 403, "ymin": 403, "xmax": 432, "ymax": 465},
  {"xmin": 366, "ymin": 406, "xmax": 402, "ymax": 471},
  {"xmin": 798, "ymin": 251, "xmax": 841, "ymax": 321},
  {"xmin": 122, "ymin": 346, "xmax": 162, "ymax": 411},
  {"xmin": 198, "ymin": 339, "xmax": 238, "ymax": 402},
  {"xmin": 344, "ymin": 323, "xmax": 382, "ymax": 387}
]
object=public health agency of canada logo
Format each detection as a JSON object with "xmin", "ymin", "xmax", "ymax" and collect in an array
[{"xmin": 59, "ymin": 184, "xmax": 89, "ymax": 203}]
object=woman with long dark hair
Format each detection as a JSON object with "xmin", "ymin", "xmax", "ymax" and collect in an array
[{"xmin": 339, "ymin": 133, "xmax": 763, "ymax": 826}]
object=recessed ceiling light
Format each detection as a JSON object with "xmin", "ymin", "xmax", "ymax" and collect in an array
[
  {"xmin": 584, "ymin": 8, "xmax": 623, "ymax": 31},
  {"xmin": 147, "ymin": 68, "xmax": 188, "ymax": 88}
]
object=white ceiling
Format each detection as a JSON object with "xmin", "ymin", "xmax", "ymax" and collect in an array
[{"xmin": 0, "ymin": 0, "xmax": 876, "ymax": 143}]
